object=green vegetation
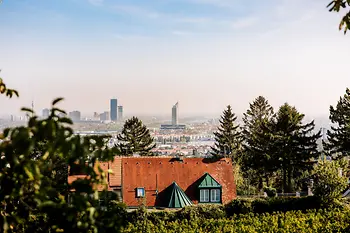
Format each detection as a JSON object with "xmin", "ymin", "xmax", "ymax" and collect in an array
[
  {"xmin": 2, "ymin": 76, "xmax": 350, "ymax": 232},
  {"xmin": 324, "ymin": 88, "xmax": 350, "ymax": 159},
  {"xmin": 242, "ymin": 96, "xmax": 274, "ymax": 190},
  {"xmin": 117, "ymin": 116, "xmax": 156, "ymax": 156},
  {"xmin": 122, "ymin": 208, "xmax": 350, "ymax": 233},
  {"xmin": 312, "ymin": 159, "xmax": 349, "ymax": 205},
  {"xmin": 328, "ymin": 0, "xmax": 350, "ymax": 34},
  {"xmin": 0, "ymin": 79, "xmax": 122, "ymax": 232},
  {"xmin": 211, "ymin": 105, "xmax": 241, "ymax": 161}
]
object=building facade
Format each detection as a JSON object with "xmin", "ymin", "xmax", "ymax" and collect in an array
[
  {"xmin": 172, "ymin": 102, "xmax": 178, "ymax": 125},
  {"xmin": 118, "ymin": 106, "xmax": 123, "ymax": 121},
  {"xmin": 42, "ymin": 108, "xmax": 50, "ymax": 118},
  {"xmin": 68, "ymin": 157, "xmax": 236, "ymax": 208},
  {"xmin": 110, "ymin": 99, "xmax": 118, "ymax": 121},
  {"xmin": 69, "ymin": 111, "xmax": 81, "ymax": 122}
]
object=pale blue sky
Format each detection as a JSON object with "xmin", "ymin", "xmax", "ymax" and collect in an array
[{"xmin": 0, "ymin": 0, "xmax": 349, "ymax": 117}]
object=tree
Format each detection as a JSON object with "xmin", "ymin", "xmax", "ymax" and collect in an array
[
  {"xmin": 0, "ymin": 78, "xmax": 124, "ymax": 232},
  {"xmin": 327, "ymin": 0, "xmax": 350, "ymax": 34},
  {"xmin": 312, "ymin": 159, "xmax": 349, "ymax": 205},
  {"xmin": 117, "ymin": 116, "xmax": 155, "ymax": 156},
  {"xmin": 211, "ymin": 105, "xmax": 241, "ymax": 161},
  {"xmin": 272, "ymin": 103, "xmax": 321, "ymax": 193},
  {"xmin": 324, "ymin": 88, "xmax": 350, "ymax": 159},
  {"xmin": 242, "ymin": 96, "xmax": 275, "ymax": 189}
]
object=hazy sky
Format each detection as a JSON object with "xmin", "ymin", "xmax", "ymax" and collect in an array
[{"xmin": 0, "ymin": 0, "xmax": 349, "ymax": 117}]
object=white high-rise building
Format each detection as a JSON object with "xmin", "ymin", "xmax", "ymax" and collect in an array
[{"xmin": 172, "ymin": 102, "xmax": 178, "ymax": 125}]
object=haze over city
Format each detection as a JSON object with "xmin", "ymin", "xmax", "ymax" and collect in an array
[{"xmin": 1, "ymin": 0, "xmax": 349, "ymax": 118}]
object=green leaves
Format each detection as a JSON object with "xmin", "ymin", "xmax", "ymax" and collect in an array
[
  {"xmin": 52, "ymin": 97, "xmax": 64, "ymax": 106},
  {"xmin": 117, "ymin": 116, "xmax": 155, "ymax": 156},
  {"xmin": 0, "ymin": 77, "xmax": 19, "ymax": 99},
  {"xmin": 327, "ymin": 0, "xmax": 350, "ymax": 34},
  {"xmin": 312, "ymin": 159, "xmax": 349, "ymax": 205},
  {"xmin": 211, "ymin": 105, "xmax": 241, "ymax": 161},
  {"xmin": 0, "ymin": 79, "xmax": 123, "ymax": 232}
]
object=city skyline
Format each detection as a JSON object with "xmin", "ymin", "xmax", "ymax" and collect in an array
[{"xmin": 1, "ymin": 0, "xmax": 350, "ymax": 117}]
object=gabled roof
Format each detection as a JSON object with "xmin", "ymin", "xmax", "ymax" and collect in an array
[
  {"xmin": 198, "ymin": 172, "xmax": 222, "ymax": 188},
  {"xmin": 122, "ymin": 157, "xmax": 236, "ymax": 206},
  {"xmin": 166, "ymin": 182, "xmax": 193, "ymax": 208}
]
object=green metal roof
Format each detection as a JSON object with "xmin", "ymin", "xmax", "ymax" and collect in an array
[
  {"xmin": 167, "ymin": 182, "xmax": 193, "ymax": 208},
  {"xmin": 198, "ymin": 173, "xmax": 222, "ymax": 188}
]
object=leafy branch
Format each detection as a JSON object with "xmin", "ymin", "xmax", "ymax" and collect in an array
[{"xmin": 328, "ymin": 0, "xmax": 350, "ymax": 34}]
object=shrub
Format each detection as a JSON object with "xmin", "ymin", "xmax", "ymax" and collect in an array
[
  {"xmin": 176, "ymin": 204, "xmax": 226, "ymax": 220},
  {"xmin": 264, "ymin": 186, "xmax": 277, "ymax": 197},
  {"xmin": 225, "ymin": 199, "xmax": 253, "ymax": 216}
]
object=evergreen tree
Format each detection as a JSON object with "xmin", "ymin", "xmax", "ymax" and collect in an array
[
  {"xmin": 242, "ymin": 96, "xmax": 275, "ymax": 189},
  {"xmin": 272, "ymin": 103, "xmax": 321, "ymax": 193},
  {"xmin": 324, "ymin": 88, "xmax": 350, "ymax": 159},
  {"xmin": 117, "ymin": 116, "xmax": 155, "ymax": 156},
  {"xmin": 211, "ymin": 105, "xmax": 241, "ymax": 161}
]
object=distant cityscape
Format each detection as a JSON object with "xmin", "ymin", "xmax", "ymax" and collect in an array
[{"xmin": 0, "ymin": 98, "xmax": 332, "ymax": 158}]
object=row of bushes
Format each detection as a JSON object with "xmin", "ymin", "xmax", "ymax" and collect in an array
[
  {"xmin": 126, "ymin": 196, "xmax": 331, "ymax": 223},
  {"xmin": 122, "ymin": 209, "xmax": 350, "ymax": 233}
]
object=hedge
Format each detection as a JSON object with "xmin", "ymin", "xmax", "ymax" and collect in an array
[{"xmin": 122, "ymin": 209, "xmax": 350, "ymax": 233}]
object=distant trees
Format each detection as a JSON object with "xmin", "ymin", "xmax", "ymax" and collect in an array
[
  {"xmin": 211, "ymin": 105, "xmax": 241, "ymax": 162},
  {"xmin": 117, "ymin": 116, "xmax": 155, "ymax": 156},
  {"xmin": 324, "ymin": 88, "xmax": 350, "ymax": 159},
  {"xmin": 327, "ymin": 0, "xmax": 350, "ymax": 34}
]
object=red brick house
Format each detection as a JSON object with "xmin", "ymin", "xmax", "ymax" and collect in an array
[{"xmin": 68, "ymin": 156, "xmax": 236, "ymax": 208}]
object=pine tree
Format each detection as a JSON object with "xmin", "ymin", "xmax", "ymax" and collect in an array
[
  {"xmin": 324, "ymin": 88, "xmax": 350, "ymax": 159},
  {"xmin": 272, "ymin": 103, "xmax": 321, "ymax": 193},
  {"xmin": 211, "ymin": 105, "xmax": 241, "ymax": 161},
  {"xmin": 117, "ymin": 116, "xmax": 155, "ymax": 156},
  {"xmin": 242, "ymin": 96, "xmax": 275, "ymax": 189}
]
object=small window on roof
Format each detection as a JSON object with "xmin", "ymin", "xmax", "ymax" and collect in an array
[{"xmin": 136, "ymin": 187, "xmax": 145, "ymax": 198}]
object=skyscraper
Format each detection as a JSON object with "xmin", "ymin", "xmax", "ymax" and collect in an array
[
  {"xmin": 172, "ymin": 102, "xmax": 178, "ymax": 125},
  {"xmin": 118, "ymin": 106, "xmax": 123, "ymax": 121},
  {"xmin": 110, "ymin": 99, "xmax": 118, "ymax": 121}
]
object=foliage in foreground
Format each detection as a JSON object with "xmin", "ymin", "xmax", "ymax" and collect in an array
[
  {"xmin": 328, "ymin": 0, "xmax": 350, "ymax": 34},
  {"xmin": 0, "ymin": 79, "xmax": 122, "ymax": 232},
  {"xmin": 122, "ymin": 208, "xmax": 350, "ymax": 233}
]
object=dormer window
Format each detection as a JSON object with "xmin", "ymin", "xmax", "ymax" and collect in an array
[
  {"xmin": 198, "ymin": 173, "xmax": 222, "ymax": 203},
  {"xmin": 136, "ymin": 187, "xmax": 145, "ymax": 198}
]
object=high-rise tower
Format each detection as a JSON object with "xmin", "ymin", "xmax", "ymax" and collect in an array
[
  {"xmin": 118, "ymin": 106, "xmax": 123, "ymax": 121},
  {"xmin": 172, "ymin": 102, "xmax": 178, "ymax": 125},
  {"xmin": 110, "ymin": 99, "xmax": 118, "ymax": 121}
]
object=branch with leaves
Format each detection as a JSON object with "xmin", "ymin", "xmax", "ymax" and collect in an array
[
  {"xmin": 0, "ymin": 78, "xmax": 19, "ymax": 98},
  {"xmin": 328, "ymin": 0, "xmax": 350, "ymax": 34}
]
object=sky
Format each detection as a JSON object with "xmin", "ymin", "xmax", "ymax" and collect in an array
[{"xmin": 0, "ymin": 0, "xmax": 349, "ymax": 118}]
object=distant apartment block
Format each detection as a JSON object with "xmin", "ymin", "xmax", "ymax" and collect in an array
[
  {"xmin": 110, "ymin": 99, "xmax": 118, "ymax": 121},
  {"xmin": 161, "ymin": 102, "xmax": 186, "ymax": 130},
  {"xmin": 100, "ymin": 111, "xmax": 110, "ymax": 121},
  {"xmin": 69, "ymin": 111, "xmax": 81, "ymax": 122},
  {"xmin": 118, "ymin": 106, "xmax": 123, "ymax": 121},
  {"xmin": 42, "ymin": 108, "xmax": 50, "ymax": 118}
]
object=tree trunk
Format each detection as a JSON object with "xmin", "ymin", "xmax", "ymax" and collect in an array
[
  {"xmin": 258, "ymin": 177, "xmax": 263, "ymax": 192},
  {"xmin": 265, "ymin": 175, "xmax": 269, "ymax": 187},
  {"xmin": 283, "ymin": 168, "xmax": 287, "ymax": 193}
]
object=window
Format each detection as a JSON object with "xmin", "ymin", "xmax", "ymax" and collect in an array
[
  {"xmin": 136, "ymin": 187, "xmax": 145, "ymax": 198},
  {"xmin": 210, "ymin": 189, "xmax": 221, "ymax": 202},
  {"xmin": 200, "ymin": 189, "xmax": 209, "ymax": 202}
]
